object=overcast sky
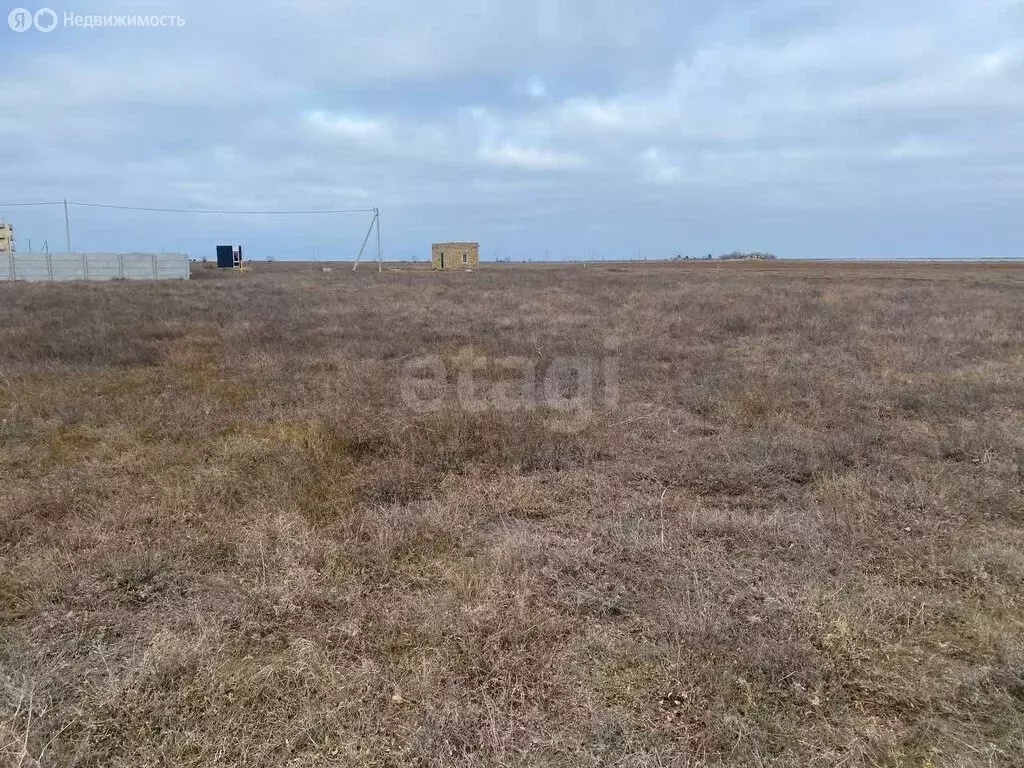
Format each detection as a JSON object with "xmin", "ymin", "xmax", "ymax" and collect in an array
[{"xmin": 2, "ymin": 0, "xmax": 1023, "ymax": 260}]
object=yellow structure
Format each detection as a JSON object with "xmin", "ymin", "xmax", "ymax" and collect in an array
[
  {"xmin": 432, "ymin": 242, "xmax": 479, "ymax": 270},
  {"xmin": 0, "ymin": 222, "xmax": 13, "ymax": 254}
]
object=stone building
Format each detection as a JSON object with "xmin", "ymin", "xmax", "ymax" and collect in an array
[
  {"xmin": 0, "ymin": 221, "xmax": 14, "ymax": 254},
  {"xmin": 431, "ymin": 242, "xmax": 479, "ymax": 270}
]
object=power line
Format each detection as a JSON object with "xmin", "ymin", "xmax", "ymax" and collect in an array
[
  {"xmin": 67, "ymin": 201, "xmax": 377, "ymax": 215},
  {"xmin": 1, "ymin": 200, "xmax": 377, "ymax": 214},
  {"xmin": 0, "ymin": 199, "xmax": 384, "ymax": 265},
  {"xmin": 0, "ymin": 201, "xmax": 64, "ymax": 207}
]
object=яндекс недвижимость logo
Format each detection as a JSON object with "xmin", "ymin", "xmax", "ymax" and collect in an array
[
  {"xmin": 8, "ymin": 7, "xmax": 185, "ymax": 31},
  {"xmin": 8, "ymin": 7, "xmax": 57, "ymax": 31}
]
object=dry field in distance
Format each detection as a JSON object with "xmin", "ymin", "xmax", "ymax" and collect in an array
[{"xmin": 1, "ymin": 260, "xmax": 1023, "ymax": 767}]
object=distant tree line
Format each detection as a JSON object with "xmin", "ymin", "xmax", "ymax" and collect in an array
[
  {"xmin": 672, "ymin": 251, "xmax": 778, "ymax": 261},
  {"xmin": 719, "ymin": 251, "xmax": 777, "ymax": 260}
]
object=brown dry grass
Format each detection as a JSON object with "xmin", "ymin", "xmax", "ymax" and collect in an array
[{"xmin": 1, "ymin": 260, "xmax": 1023, "ymax": 767}]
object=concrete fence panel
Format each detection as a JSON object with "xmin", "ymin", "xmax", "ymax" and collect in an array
[{"xmin": 1, "ymin": 252, "xmax": 190, "ymax": 282}]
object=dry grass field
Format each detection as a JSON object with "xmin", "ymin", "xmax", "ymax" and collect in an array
[{"xmin": 1, "ymin": 260, "xmax": 1023, "ymax": 767}]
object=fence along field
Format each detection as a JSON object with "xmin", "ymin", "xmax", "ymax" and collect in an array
[
  {"xmin": 0, "ymin": 260, "xmax": 1023, "ymax": 767},
  {"xmin": 2, "ymin": 252, "xmax": 190, "ymax": 282}
]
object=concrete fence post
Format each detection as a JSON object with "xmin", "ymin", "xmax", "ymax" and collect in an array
[
  {"xmin": 8, "ymin": 251, "xmax": 15, "ymax": 281},
  {"xmin": 47, "ymin": 252, "xmax": 53, "ymax": 281},
  {"xmin": 118, "ymin": 254, "xmax": 124, "ymax": 280},
  {"xmin": 82, "ymin": 251, "xmax": 89, "ymax": 281},
  {"xmin": 152, "ymin": 253, "xmax": 158, "ymax": 279}
]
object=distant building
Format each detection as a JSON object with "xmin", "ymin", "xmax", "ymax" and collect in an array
[
  {"xmin": 0, "ymin": 221, "xmax": 14, "ymax": 254},
  {"xmin": 432, "ymin": 242, "xmax": 479, "ymax": 270},
  {"xmin": 216, "ymin": 245, "xmax": 243, "ymax": 269}
]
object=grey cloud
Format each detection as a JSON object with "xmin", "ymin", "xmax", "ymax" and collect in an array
[{"xmin": 1, "ymin": 0, "xmax": 1022, "ymax": 259}]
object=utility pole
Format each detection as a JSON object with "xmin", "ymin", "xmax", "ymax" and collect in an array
[
  {"xmin": 353, "ymin": 208, "xmax": 380, "ymax": 272},
  {"xmin": 63, "ymin": 200, "xmax": 72, "ymax": 254},
  {"xmin": 375, "ymin": 207, "xmax": 382, "ymax": 273}
]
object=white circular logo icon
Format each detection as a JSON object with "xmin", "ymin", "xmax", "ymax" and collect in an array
[
  {"xmin": 8, "ymin": 7, "xmax": 33, "ymax": 31},
  {"xmin": 34, "ymin": 7, "xmax": 57, "ymax": 31}
]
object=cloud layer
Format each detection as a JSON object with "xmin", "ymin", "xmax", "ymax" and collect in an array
[{"xmin": 2, "ymin": 0, "xmax": 1023, "ymax": 259}]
